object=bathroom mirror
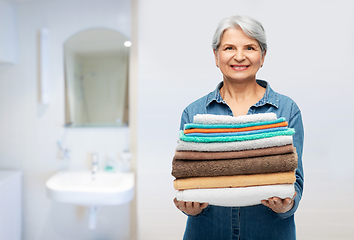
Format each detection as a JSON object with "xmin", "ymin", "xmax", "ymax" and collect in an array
[{"xmin": 64, "ymin": 28, "xmax": 130, "ymax": 127}]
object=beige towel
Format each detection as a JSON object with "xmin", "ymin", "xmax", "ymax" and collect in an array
[{"xmin": 173, "ymin": 171, "xmax": 296, "ymax": 190}]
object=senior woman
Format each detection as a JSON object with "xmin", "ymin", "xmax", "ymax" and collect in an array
[{"xmin": 173, "ymin": 15, "xmax": 304, "ymax": 240}]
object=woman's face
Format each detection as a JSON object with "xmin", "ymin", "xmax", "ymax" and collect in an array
[{"xmin": 214, "ymin": 27, "xmax": 265, "ymax": 83}]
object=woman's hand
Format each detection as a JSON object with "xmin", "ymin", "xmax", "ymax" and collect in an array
[
  {"xmin": 261, "ymin": 192, "xmax": 297, "ymax": 213},
  {"xmin": 173, "ymin": 198, "xmax": 209, "ymax": 216}
]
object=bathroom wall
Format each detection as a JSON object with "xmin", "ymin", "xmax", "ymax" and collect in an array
[
  {"xmin": 136, "ymin": 0, "xmax": 354, "ymax": 239},
  {"xmin": 0, "ymin": 0, "xmax": 135, "ymax": 239}
]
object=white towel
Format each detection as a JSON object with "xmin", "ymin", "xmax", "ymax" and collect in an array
[
  {"xmin": 193, "ymin": 113, "xmax": 277, "ymax": 125},
  {"xmin": 176, "ymin": 184, "xmax": 295, "ymax": 207},
  {"xmin": 176, "ymin": 135, "xmax": 293, "ymax": 152}
]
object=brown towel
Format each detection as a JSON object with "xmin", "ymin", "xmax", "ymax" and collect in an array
[
  {"xmin": 173, "ymin": 171, "xmax": 296, "ymax": 190},
  {"xmin": 171, "ymin": 151, "xmax": 298, "ymax": 179},
  {"xmin": 174, "ymin": 145, "xmax": 294, "ymax": 160}
]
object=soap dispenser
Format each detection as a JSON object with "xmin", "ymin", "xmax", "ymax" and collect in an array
[
  {"xmin": 120, "ymin": 150, "xmax": 132, "ymax": 172},
  {"xmin": 104, "ymin": 153, "xmax": 117, "ymax": 173}
]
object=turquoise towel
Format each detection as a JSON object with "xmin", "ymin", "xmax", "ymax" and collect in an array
[
  {"xmin": 179, "ymin": 128, "xmax": 295, "ymax": 143},
  {"xmin": 186, "ymin": 127, "xmax": 288, "ymax": 137},
  {"xmin": 184, "ymin": 117, "xmax": 286, "ymax": 130}
]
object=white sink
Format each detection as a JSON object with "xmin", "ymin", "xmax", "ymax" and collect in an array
[{"xmin": 46, "ymin": 171, "xmax": 134, "ymax": 206}]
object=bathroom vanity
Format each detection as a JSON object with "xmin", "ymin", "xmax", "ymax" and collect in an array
[{"xmin": 0, "ymin": 170, "xmax": 22, "ymax": 240}]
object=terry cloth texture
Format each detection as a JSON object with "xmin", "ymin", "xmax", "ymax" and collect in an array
[
  {"xmin": 184, "ymin": 121, "xmax": 288, "ymax": 134},
  {"xmin": 174, "ymin": 144, "xmax": 294, "ymax": 160},
  {"xmin": 193, "ymin": 112, "xmax": 277, "ymax": 125},
  {"xmin": 179, "ymin": 128, "xmax": 295, "ymax": 143},
  {"xmin": 185, "ymin": 127, "xmax": 288, "ymax": 137},
  {"xmin": 184, "ymin": 118, "xmax": 286, "ymax": 131},
  {"xmin": 173, "ymin": 113, "xmax": 297, "ymax": 207},
  {"xmin": 173, "ymin": 171, "xmax": 296, "ymax": 190},
  {"xmin": 175, "ymin": 135, "xmax": 294, "ymax": 152},
  {"xmin": 176, "ymin": 184, "xmax": 295, "ymax": 207},
  {"xmin": 171, "ymin": 151, "xmax": 298, "ymax": 179}
]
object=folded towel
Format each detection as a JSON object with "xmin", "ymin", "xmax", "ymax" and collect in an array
[
  {"xmin": 185, "ymin": 127, "xmax": 288, "ymax": 137},
  {"xmin": 176, "ymin": 184, "xmax": 295, "ymax": 207},
  {"xmin": 179, "ymin": 128, "xmax": 295, "ymax": 143},
  {"xmin": 171, "ymin": 151, "xmax": 298, "ymax": 178},
  {"xmin": 193, "ymin": 113, "xmax": 277, "ymax": 125},
  {"xmin": 173, "ymin": 171, "xmax": 296, "ymax": 190},
  {"xmin": 174, "ymin": 144, "xmax": 294, "ymax": 160},
  {"xmin": 185, "ymin": 118, "xmax": 286, "ymax": 131},
  {"xmin": 184, "ymin": 121, "xmax": 288, "ymax": 134},
  {"xmin": 176, "ymin": 136, "xmax": 294, "ymax": 152}
]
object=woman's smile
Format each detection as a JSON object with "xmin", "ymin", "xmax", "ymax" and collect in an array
[
  {"xmin": 231, "ymin": 65, "xmax": 250, "ymax": 71},
  {"xmin": 214, "ymin": 27, "xmax": 265, "ymax": 83}
]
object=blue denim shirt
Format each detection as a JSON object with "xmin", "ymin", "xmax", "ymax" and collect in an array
[{"xmin": 179, "ymin": 80, "xmax": 304, "ymax": 240}]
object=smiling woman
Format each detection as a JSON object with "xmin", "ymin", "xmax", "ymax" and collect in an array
[
  {"xmin": 173, "ymin": 15, "xmax": 304, "ymax": 240},
  {"xmin": 214, "ymin": 27, "xmax": 266, "ymax": 116}
]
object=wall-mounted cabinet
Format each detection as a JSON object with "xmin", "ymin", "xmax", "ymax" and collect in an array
[{"xmin": 0, "ymin": 1, "xmax": 16, "ymax": 64}]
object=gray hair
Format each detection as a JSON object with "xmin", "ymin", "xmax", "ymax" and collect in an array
[{"xmin": 212, "ymin": 15, "xmax": 267, "ymax": 55}]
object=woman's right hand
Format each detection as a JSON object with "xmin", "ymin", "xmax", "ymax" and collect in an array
[{"xmin": 173, "ymin": 197, "xmax": 209, "ymax": 216}]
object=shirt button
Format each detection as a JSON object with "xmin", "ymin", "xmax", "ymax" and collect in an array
[{"xmin": 233, "ymin": 228, "xmax": 239, "ymax": 236}]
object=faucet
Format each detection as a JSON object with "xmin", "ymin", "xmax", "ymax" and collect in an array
[
  {"xmin": 91, "ymin": 153, "xmax": 99, "ymax": 177},
  {"xmin": 57, "ymin": 141, "xmax": 70, "ymax": 160}
]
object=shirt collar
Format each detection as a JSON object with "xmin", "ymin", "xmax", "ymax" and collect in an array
[{"xmin": 206, "ymin": 79, "xmax": 279, "ymax": 108}]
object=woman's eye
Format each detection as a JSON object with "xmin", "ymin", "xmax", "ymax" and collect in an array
[
  {"xmin": 225, "ymin": 46, "xmax": 233, "ymax": 50},
  {"xmin": 246, "ymin": 46, "xmax": 254, "ymax": 50}
]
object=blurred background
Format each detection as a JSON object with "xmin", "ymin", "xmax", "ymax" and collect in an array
[{"xmin": 0, "ymin": 0, "xmax": 353, "ymax": 239}]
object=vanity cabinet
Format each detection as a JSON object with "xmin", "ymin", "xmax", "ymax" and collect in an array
[
  {"xmin": 0, "ymin": 1, "xmax": 16, "ymax": 64},
  {"xmin": 0, "ymin": 170, "xmax": 22, "ymax": 240}
]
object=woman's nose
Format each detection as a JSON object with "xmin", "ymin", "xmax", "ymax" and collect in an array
[{"xmin": 233, "ymin": 51, "xmax": 245, "ymax": 62}]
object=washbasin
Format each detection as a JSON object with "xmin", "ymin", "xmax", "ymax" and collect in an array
[{"xmin": 46, "ymin": 171, "xmax": 134, "ymax": 206}]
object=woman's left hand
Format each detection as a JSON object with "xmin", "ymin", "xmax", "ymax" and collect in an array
[{"xmin": 261, "ymin": 192, "xmax": 297, "ymax": 213}]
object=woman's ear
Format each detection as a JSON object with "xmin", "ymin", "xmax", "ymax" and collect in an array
[
  {"xmin": 213, "ymin": 49, "xmax": 219, "ymax": 68},
  {"xmin": 261, "ymin": 49, "xmax": 267, "ymax": 66}
]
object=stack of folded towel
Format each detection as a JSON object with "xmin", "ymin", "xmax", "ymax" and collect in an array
[{"xmin": 171, "ymin": 113, "xmax": 298, "ymax": 207}]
